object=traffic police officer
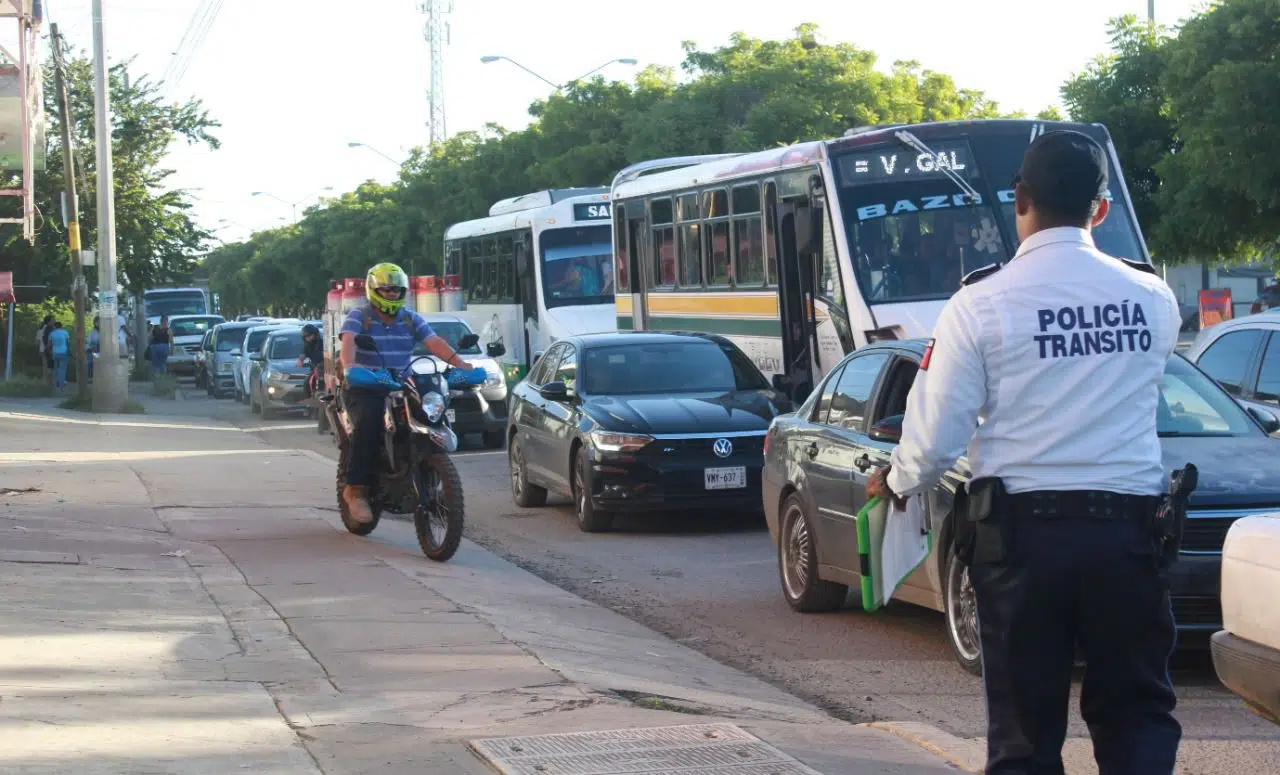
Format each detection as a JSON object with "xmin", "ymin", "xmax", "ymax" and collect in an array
[{"xmin": 868, "ymin": 130, "xmax": 1183, "ymax": 775}]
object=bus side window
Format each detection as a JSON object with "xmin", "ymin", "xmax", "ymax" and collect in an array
[
  {"xmin": 732, "ymin": 184, "xmax": 764, "ymax": 287},
  {"xmin": 482, "ymin": 238, "xmax": 498, "ymax": 303},
  {"xmin": 650, "ymin": 197, "xmax": 676, "ymax": 288},
  {"xmin": 703, "ymin": 189, "xmax": 731, "ymax": 287},
  {"xmin": 466, "ymin": 239, "xmax": 484, "ymax": 301},
  {"xmin": 764, "ymin": 182, "xmax": 779, "ymax": 287},
  {"xmin": 677, "ymin": 193, "xmax": 702, "ymax": 288},
  {"xmin": 498, "ymin": 234, "xmax": 515, "ymax": 303}
]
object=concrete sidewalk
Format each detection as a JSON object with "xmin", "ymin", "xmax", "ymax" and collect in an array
[{"xmin": 0, "ymin": 403, "xmax": 966, "ymax": 774}]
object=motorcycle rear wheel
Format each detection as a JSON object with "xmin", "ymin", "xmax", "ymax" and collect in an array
[
  {"xmin": 336, "ymin": 441, "xmax": 381, "ymax": 536},
  {"xmin": 414, "ymin": 454, "xmax": 464, "ymax": 562}
]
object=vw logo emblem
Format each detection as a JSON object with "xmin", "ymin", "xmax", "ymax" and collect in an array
[{"xmin": 712, "ymin": 438, "xmax": 733, "ymax": 458}]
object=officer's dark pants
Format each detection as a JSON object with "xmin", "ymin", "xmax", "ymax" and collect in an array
[
  {"xmin": 970, "ymin": 503, "xmax": 1181, "ymax": 775},
  {"xmin": 343, "ymin": 387, "xmax": 385, "ymax": 489}
]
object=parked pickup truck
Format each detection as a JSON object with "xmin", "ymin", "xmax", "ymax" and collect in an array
[{"xmin": 1212, "ymin": 514, "xmax": 1280, "ymax": 725}]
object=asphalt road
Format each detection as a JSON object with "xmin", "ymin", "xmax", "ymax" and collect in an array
[{"xmin": 182, "ymin": 384, "xmax": 1280, "ymax": 774}]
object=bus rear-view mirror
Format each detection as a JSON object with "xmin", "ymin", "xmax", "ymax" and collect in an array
[{"xmin": 458, "ymin": 333, "xmax": 480, "ymax": 350}]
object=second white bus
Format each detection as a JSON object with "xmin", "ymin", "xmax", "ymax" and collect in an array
[{"xmin": 443, "ymin": 188, "xmax": 617, "ymax": 379}]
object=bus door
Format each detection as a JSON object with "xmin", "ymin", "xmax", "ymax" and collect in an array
[
  {"xmin": 516, "ymin": 231, "xmax": 538, "ymax": 368},
  {"xmin": 620, "ymin": 200, "xmax": 649, "ymax": 330},
  {"xmin": 770, "ymin": 178, "xmax": 819, "ymax": 403}
]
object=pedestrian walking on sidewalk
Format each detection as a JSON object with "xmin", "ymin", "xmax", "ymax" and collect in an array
[
  {"xmin": 87, "ymin": 319, "xmax": 101, "ymax": 382},
  {"xmin": 150, "ymin": 315, "xmax": 171, "ymax": 376},
  {"xmin": 48, "ymin": 320, "xmax": 71, "ymax": 390},
  {"xmin": 867, "ymin": 131, "xmax": 1184, "ymax": 775},
  {"xmin": 36, "ymin": 314, "xmax": 54, "ymax": 385}
]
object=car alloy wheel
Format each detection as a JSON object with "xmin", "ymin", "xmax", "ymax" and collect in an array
[
  {"xmin": 778, "ymin": 494, "xmax": 846, "ymax": 612},
  {"xmin": 944, "ymin": 550, "xmax": 982, "ymax": 675}
]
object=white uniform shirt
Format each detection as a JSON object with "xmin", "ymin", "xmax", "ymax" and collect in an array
[{"xmin": 886, "ymin": 226, "xmax": 1181, "ymax": 498}]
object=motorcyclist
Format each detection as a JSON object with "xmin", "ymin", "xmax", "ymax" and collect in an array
[
  {"xmin": 297, "ymin": 323, "xmax": 324, "ymax": 398},
  {"xmin": 339, "ymin": 263, "xmax": 482, "ymax": 523}
]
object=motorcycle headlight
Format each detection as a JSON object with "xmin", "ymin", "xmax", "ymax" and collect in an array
[{"xmin": 421, "ymin": 391, "xmax": 446, "ymax": 423}]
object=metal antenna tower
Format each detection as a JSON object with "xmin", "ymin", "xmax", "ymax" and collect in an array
[{"xmin": 420, "ymin": 0, "xmax": 451, "ymax": 147}]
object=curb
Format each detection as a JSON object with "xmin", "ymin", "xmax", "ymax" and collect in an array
[{"xmin": 856, "ymin": 721, "xmax": 985, "ymax": 773}]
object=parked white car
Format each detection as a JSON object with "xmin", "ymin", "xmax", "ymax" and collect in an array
[
  {"xmin": 165, "ymin": 314, "xmax": 224, "ymax": 376},
  {"xmin": 1212, "ymin": 514, "xmax": 1280, "ymax": 725}
]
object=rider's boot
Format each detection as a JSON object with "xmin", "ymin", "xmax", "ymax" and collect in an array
[{"xmin": 342, "ymin": 485, "xmax": 374, "ymax": 523}]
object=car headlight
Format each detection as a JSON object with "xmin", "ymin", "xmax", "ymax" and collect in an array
[
  {"xmin": 421, "ymin": 391, "xmax": 446, "ymax": 423},
  {"xmin": 589, "ymin": 430, "xmax": 654, "ymax": 453},
  {"xmin": 484, "ymin": 369, "xmax": 502, "ymax": 388},
  {"xmin": 219, "ymin": 362, "xmax": 232, "ymax": 373}
]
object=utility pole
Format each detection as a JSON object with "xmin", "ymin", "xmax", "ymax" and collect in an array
[
  {"xmin": 91, "ymin": 0, "xmax": 125, "ymax": 411},
  {"xmin": 1149, "ymin": 1, "xmax": 1155, "ymax": 22},
  {"xmin": 50, "ymin": 24, "xmax": 89, "ymax": 403}
]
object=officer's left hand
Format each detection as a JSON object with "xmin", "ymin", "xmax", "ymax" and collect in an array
[{"xmin": 866, "ymin": 467, "xmax": 907, "ymax": 511}]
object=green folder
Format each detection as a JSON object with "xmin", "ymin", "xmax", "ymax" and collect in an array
[{"xmin": 855, "ymin": 495, "xmax": 935, "ymax": 613}]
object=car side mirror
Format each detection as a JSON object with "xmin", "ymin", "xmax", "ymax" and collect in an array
[
  {"xmin": 230, "ymin": 347, "xmax": 241, "ymax": 357},
  {"xmin": 250, "ymin": 352, "xmax": 265, "ymax": 362},
  {"xmin": 486, "ymin": 342, "xmax": 506, "ymax": 358},
  {"xmin": 868, "ymin": 414, "xmax": 904, "ymax": 444},
  {"xmin": 458, "ymin": 333, "xmax": 480, "ymax": 349},
  {"xmin": 354, "ymin": 334, "xmax": 378, "ymax": 352},
  {"xmin": 538, "ymin": 380, "xmax": 570, "ymax": 402},
  {"xmin": 1247, "ymin": 406, "xmax": 1280, "ymax": 434}
]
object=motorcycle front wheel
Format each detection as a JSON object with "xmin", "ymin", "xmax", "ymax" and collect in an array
[{"xmin": 413, "ymin": 453, "xmax": 464, "ymax": 562}]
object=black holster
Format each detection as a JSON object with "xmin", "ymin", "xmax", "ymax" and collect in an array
[
  {"xmin": 1151, "ymin": 463, "xmax": 1197, "ymax": 571},
  {"xmin": 955, "ymin": 477, "xmax": 1007, "ymax": 567}
]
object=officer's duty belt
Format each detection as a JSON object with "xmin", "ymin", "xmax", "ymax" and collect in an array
[{"xmin": 1006, "ymin": 489, "xmax": 1160, "ymax": 520}]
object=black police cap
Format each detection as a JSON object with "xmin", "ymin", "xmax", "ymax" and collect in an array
[{"xmin": 1015, "ymin": 130, "xmax": 1108, "ymax": 212}]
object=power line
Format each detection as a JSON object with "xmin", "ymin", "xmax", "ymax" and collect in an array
[{"xmin": 161, "ymin": 0, "xmax": 225, "ymax": 89}]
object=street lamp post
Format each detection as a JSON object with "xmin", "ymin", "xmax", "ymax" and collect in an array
[
  {"xmin": 347, "ymin": 142, "xmax": 401, "ymax": 165},
  {"xmin": 251, "ymin": 186, "xmax": 334, "ymax": 223},
  {"xmin": 479, "ymin": 56, "xmax": 638, "ymax": 90}
]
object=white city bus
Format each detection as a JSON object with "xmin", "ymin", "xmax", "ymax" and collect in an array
[
  {"xmin": 610, "ymin": 119, "xmax": 1151, "ymax": 400},
  {"xmin": 443, "ymin": 187, "xmax": 617, "ymax": 379}
]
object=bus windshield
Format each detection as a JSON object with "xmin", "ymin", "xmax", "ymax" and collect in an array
[
  {"xmin": 145, "ymin": 291, "xmax": 207, "ymax": 317},
  {"xmin": 540, "ymin": 225, "xmax": 614, "ymax": 310},
  {"xmin": 831, "ymin": 129, "xmax": 1145, "ymax": 305}
]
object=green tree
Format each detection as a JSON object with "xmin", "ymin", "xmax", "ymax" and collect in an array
[
  {"xmin": 1154, "ymin": 0, "xmax": 1280, "ymax": 262},
  {"xmin": 205, "ymin": 25, "xmax": 1016, "ymax": 313},
  {"xmin": 0, "ymin": 47, "xmax": 218, "ymax": 297},
  {"xmin": 1061, "ymin": 15, "xmax": 1175, "ymax": 251}
]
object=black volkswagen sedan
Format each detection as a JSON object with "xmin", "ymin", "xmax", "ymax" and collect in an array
[
  {"xmin": 762, "ymin": 339, "xmax": 1280, "ymax": 674},
  {"xmin": 507, "ymin": 332, "xmax": 794, "ymax": 532}
]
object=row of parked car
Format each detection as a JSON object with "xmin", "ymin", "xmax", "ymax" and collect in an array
[{"xmin": 499, "ymin": 321, "xmax": 1280, "ymax": 723}]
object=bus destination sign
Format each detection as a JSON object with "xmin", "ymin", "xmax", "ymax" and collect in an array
[
  {"xmin": 837, "ymin": 143, "xmax": 976, "ymax": 187},
  {"xmin": 573, "ymin": 202, "xmax": 611, "ymax": 221}
]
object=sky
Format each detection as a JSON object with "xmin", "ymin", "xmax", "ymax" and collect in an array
[{"xmin": 38, "ymin": 0, "xmax": 1207, "ymax": 249}]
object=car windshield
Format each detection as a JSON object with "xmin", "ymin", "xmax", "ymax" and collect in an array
[
  {"xmin": 1159, "ymin": 355, "xmax": 1259, "ymax": 437},
  {"xmin": 215, "ymin": 327, "xmax": 249, "ymax": 352},
  {"xmin": 170, "ymin": 317, "xmax": 221, "ymax": 337},
  {"xmin": 832, "ymin": 127, "xmax": 1145, "ymax": 305},
  {"xmin": 145, "ymin": 293, "xmax": 206, "ymax": 317},
  {"xmin": 541, "ymin": 225, "xmax": 614, "ymax": 310},
  {"xmin": 413, "ymin": 321, "xmax": 481, "ymax": 356},
  {"xmin": 581, "ymin": 340, "xmax": 770, "ymax": 396},
  {"xmin": 270, "ymin": 333, "xmax": 303, "ymax": 360}
]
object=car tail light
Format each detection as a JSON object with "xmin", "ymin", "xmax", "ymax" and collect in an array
[{"xmin": 763, "ymin": 426, "xmax": 773, "ymax": 457}]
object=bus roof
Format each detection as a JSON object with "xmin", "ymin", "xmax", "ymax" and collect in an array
[
  {"xmin": 487, "ymin": 187, "xmax": 609, "ymax": 217},
  {"xmin": 145, "ymin": 287, "xmax": 205, "ymax": 294},
  {"xmin": 610, "ymin": 119, "xmax": 1112, "ymax": 201},
  {"xmin": 445, "ymin": 189, "xmax": 612, "ymax": 241}
]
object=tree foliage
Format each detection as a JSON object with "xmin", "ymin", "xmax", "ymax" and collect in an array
[
  {"xmin": 1062, "ymin": 1, "xmax": 1279, "ymax": 263},
  {"xmin": 206, "ymin": 26, "xmax": 1014, "ymax": 315},
  {"xmin": 0, "ymin": 45, "xmax": 218, "ymax": 297}
]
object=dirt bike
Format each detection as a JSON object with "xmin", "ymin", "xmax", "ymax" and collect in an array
[{"xmin": 320, "ymin": 333, "xmax": 486, "ymax": 562}]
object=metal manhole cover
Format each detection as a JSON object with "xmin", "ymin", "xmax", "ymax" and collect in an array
[{"xmin": 468, "ymin": 723, "xmax": 823, "ymax": 775}]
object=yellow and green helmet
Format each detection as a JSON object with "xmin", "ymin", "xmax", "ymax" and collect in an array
[{"xmin": 365, "ymin": 262, "xmax": 410, "ymax": 315}]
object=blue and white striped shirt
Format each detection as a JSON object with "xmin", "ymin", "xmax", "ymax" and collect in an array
[{"xmin": 341, "ymin": 303, "xmax": 435, "ymax": 371}]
